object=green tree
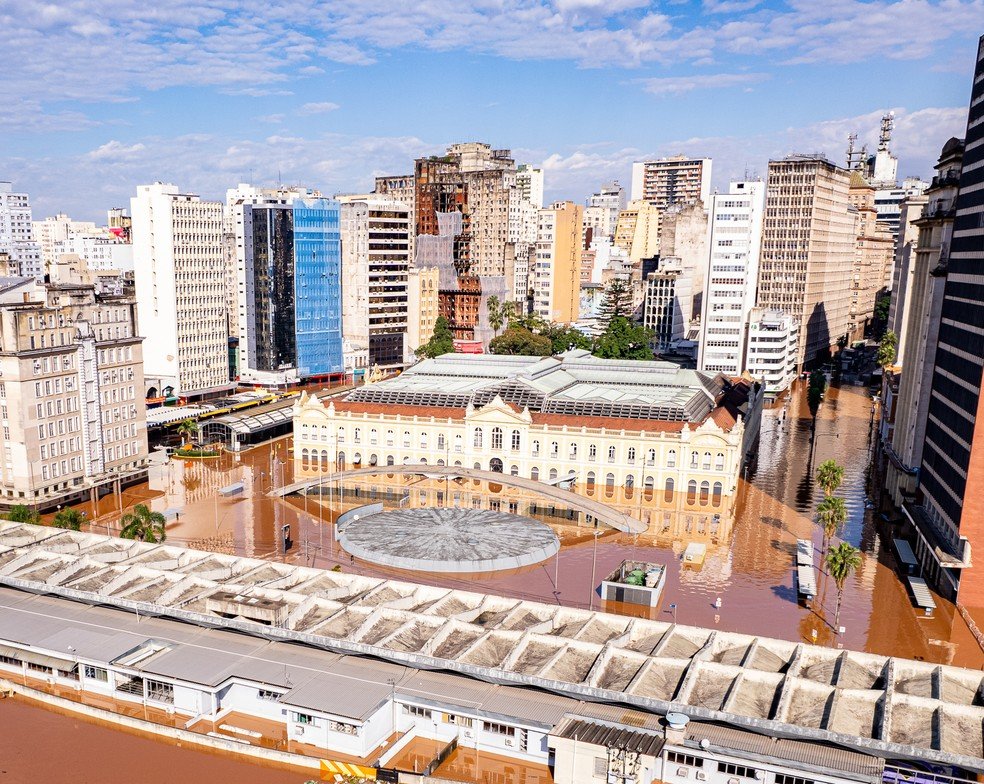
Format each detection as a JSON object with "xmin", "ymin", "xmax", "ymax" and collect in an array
[
  {"xmin": 52, "ymin": 508, "xmax": 86, "ymax": 531},
  {"xmin": 592, "ymin": 316, "xmax": 654, "ymax": 360},
  {"xmin": 119, "ymin": 504, "xmax": 167, "ymax": 543},
  {"xmin": 540, "ymin": 323, "xmax": 592, "ymax": 354},
  {"xmin": 826, "ymin": 542, "xmax": 863, "ymax": 632},
  {"xmin": 876, "ymin": 330, "xmax": 898, "ymax": 369},
  {"xmin": 816, "ymin": 495, "xmax": 848, "ymax": 556},
  {"xmin": 6, "ymin": 504, "xmax": 39, "ymax": 525},
  {"xmin": 511, "ymin": 310, "xmax": 546, "ymax": 333},
  {"xmin": 815, "ymin": 460, "xmax": 844, "ymax": 498},
  {"xmin": 598, "ymin": 279, "xmax": 633, "ymax": 325},
  {"xmin": 489, "ymin": 326, "xmax": 553, "ymax": 356},
  {"xmin": 487, "ymin": 295, "xmax": 504, "ymax": 336},
  {"xmin": 874, "ymin": 294, "xmax": 890, "ymax": 324},
  {"xmin": 176, "ymin": 418, "xmax": 199, "ymax": 447},
  {"xmin": 416, "ymin": 315, "xmax": 455, "ymax": 359}
]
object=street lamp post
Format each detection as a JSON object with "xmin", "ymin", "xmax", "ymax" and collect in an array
[{"xmin": 589, "ymin": 529, "xmax": 603, "ymax": 610}]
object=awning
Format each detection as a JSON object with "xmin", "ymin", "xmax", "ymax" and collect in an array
[{"xmin": 0, "ymin": 645, "xmax": 75, "ymax": 671}]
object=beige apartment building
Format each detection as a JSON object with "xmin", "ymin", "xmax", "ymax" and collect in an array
[
  {"xmin": 533, "ymin": 202, "xmax": 583, "ymax": 323},
  {"xmin": 32, "ymin": 213, "xmax": 97, "ymax": 270},
  {"xmin": 631, "ymin": 156, "xmax": 711, "ymax": 210},
  {"xmin": 0, "ymin": 260, "xmax": 148, "ymax": 510},
  {"xmin": 406, "ymin": 265, "xmax": 440, "ymax": 354},
  {"xmin": 848, "ymin": 171, "xmax": 894, "ymax": 336},
  {"xmin": 613, "ymin": 199, "xmax": 660, "ymax": 264},
  {"xmin": 757, "ymin": 156, "xmax": 857, "ymax": 368}
]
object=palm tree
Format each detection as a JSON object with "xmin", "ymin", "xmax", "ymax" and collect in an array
[
  {"xmin": 52, "ymin": 508, "xmax": 86, "ymax": 531},
  {"xmin": 119, "ymin": 504, "xmax": 167, "ymax": 543},
  {"xmin": 826, "ymin": 542, "xmax": 862, "ymax": 633},
  {"xmin": 815, "ymin": 460, "xmax": 844, "ymax": 498},
  {"xmin": 487, "ymin": 295, "xmax": 504, "ymax": 336},
  {"xmin": 816, "ymin": 496, "xmax": 848, "ymax": 556},
  {"xmin": 176, "ymin": 419, "xmax": 199, "ymax": 448}
]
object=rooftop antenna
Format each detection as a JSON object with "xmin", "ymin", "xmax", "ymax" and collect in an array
[
  {"xmin": 878, "ymin": 112, "xmax": 895, "ymax": 152},
  {"xmin": 846, "ymin": 133, "xmax": 859, "ymax": 170}
]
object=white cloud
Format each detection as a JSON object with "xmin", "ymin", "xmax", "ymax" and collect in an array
[
  {"xmin": 85, "ymin": 140, "xmax": 147, "ymax": 161},
  {"xmin": 637, "ymin": 72, "xmax": 768, "ymax": 96},
  {"xmin": 299, "ymin": 101, "xmax": 341, "ymax": 114}
]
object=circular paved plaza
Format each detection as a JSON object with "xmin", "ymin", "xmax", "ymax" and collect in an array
[{"xmin": 338, "ymin": 507, "xmax": 560, "ymax": 573}]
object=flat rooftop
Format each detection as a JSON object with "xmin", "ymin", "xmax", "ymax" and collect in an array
[{"xmin": 0, "ymin": 522, "xmax": 982, "ymax": 770}]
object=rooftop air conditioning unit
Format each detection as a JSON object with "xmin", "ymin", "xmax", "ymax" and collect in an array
[
  {"xmin": 695, "ymin": 772, "xmax": 707, "ymax": 781},
  {"xmin": 677, "ymin": 769, "xmax": 688, "ymax": 778}
]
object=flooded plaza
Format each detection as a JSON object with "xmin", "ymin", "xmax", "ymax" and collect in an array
[{"xmin": 45, "ymin": 379, "xmax": 983, "ymax": 670}]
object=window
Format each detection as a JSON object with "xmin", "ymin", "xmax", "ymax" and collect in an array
[
  {"xmin": 569, "ymin": 443, "xmax": 577, "ymax": 459},
  {"xmin": 594, "ymin": 758, "xmax": 609, "ymax": 778},
  {"xmin": 664, "ymin": 478, "xmax": 674, "ymax": 503},
  {"xmin": 776, "ymin": 776, "xmax": 815, "ymax": 784},
  {"xmin": 712, "ymin": 482, "xmax": 723, "ymax": 507},
  {"xmin": 438, "ymin": 433, "xmax": 446, "ymax": 451},
  {"xmin": 666, "ymin": 449, "xmax": 675, "ymax": 467},
  {"xmin": 687, "ymin": 480, "xmax": 698, "ymax": 505},
  {"xmin": 718, "ymin": 763, "xmax": 757, "ymax": 779},
  {"xmin": 550, "ymin": 441, "xmax": 559, "ymax": 458},
  {"xmin": 703, "ymin": 452, "xmax": 711, "ymax": 470},
  {"xmin": 608, "ymin": 446, "xmax": 616, "ymax": 462},
  {"xmin": 667, "ymin": 752, "xmax": 703, "ymax": 767},
  {"xmin": 484, "ymin": 722, "xmax": 515, "ymax": 736},
  {"xmin": 337, "ymin": 426, "xmax": 346, "ymax": 443},
  {"xmin": 715, "ymin": 453, "xmax": 725, "ymax": 470},
  {"xmin": 531, "ymin": 467, "xmax": 539, "ymax": 481},
  {"xmin": 586, "ymin": 471, "xmax": 596, "ymax": 489},
  {"xmin": 444, "ymin": 714, "xmax": 473, "ymax": 728},
  {"xmin": 354, "ymin": 428, "xmax": 361, "ymax": 444},
  {"xmin": 491, "ymin": 427, "xmax": 503, "ymax": 450},
  {"xmin": 549, "ymin": 468, "xmax": 558, "ymax": 481},
  {"xmin": 403, "ymin": 430, "xmax": 411, "ymax": 448},
  {"xmin": 532, "ymin": 440, "xmax": 540, "ymax": 456},
  {"xmin": 627, "ymin": 447, "xmax": 636, "ymax": 462},
  {"xmin": 474, "ymin": 428, "xmax": 483, "ymax": 448},
  {"xmin": 258, "ymin": 689, "xmax": 283, "ymax": 701},
  {"xmin": 370, "ymin": 429, "xmax": 378, "ymax": 445},
  {"xmin": 589, "ymin": 444, "xmax": 597, "ymax": 460},
  {"xmin": 146, "ymin": 679, "xmax": 174, "ymax": 704},
  {"xmin": 454, "ymin": 434, "xmax": 463, "ymax": 453},
  {"xmin": 84, "ymin": 665, "xmax": 108, "ymax": 682},
  {"xmin": 386, "ymin": 430, "xmax": 394, "ymax": 446},
  {"xmin": 690, "ymin": 451, "xmax": 698, "ymax": 468},
  {"xmin": 27, "ymin": 662, "xmax": 50, "ymax": 674},
  {"xmin": 403, "ymin": 705, "xmax": 430, "ymax": 718},
  {"xmin": 511, "ymin": 430, "xmax": 520, "ymax": 451},
  {"xmin": 328, "ymin": 720, "xmax": 358, "ymax": 735},
  {"xmin": 700, "ymin": 481, "xmax": 710, "ymax": 505},
  {"xmin": 293, "ymin": 712, "xmax": 316, "ymax": 725}
]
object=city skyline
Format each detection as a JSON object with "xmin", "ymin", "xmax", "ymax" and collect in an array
[{"xmin": 2, "ymin": 1, "xmax": 981, "ymax": 220}]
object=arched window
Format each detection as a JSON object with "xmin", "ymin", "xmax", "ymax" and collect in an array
[
  {"xmin": 321, "ymin": 450, "xmax": 329, "ymax": 467},
  {"xmin": 511, "ymin": 430, "xmax": 521, "ymax": 451},
  {"xmin": 605, "ymin": 473, "xmax": 616, "ymax": 496},
  {"xmin": 608, "ymin": 446, "xmax": 616, "ymax": 462},
  {"xmin": 550, "ymin": 441, "xmax": 559, "ymax": 458},
  {"xmin": 301, "ymin": 448, "xmax": 309, "ymax": 468},
  {"xmin": 702, "ymin": 452, "xmax": 711, "ymax": 470},
  {"xmin": 474, "ymin": 428, "xmax": 483, "ymax": 448},
  {"xmin": 510, "ymin": 465, "xmax": 519, "ymax": 476},
  {"xmin": 370, "ymin": 428, "xmax": 378, "ymax": 445},
  {"xmin": 531, "ymin": 467, "xmax": 540, "ymax": 481},
  {"xmin": 586, "ymin": 471, "xmax": 596, "ymax": 489},
  {"xmin": 454, "ymin": 434, "xmax": 463, "ymax": 453},
  {"xmin": 589, "ymin": 444, "xmax": 597, "ymax": 460},
  {"xmin": 532, "ymin": 440, "xmax": 540, "ymax": 456},
  {"xmin": 647, "ymin": 448, "xmax": 656, "ymax": 465},
  {"xmin": 549, "ymin": 468, "xmax": 558, "ymax": 481},
  {"xmin": 699, "ymin": 481, "xmax": 710, "ymax": 505},
  {"xmin": 403, "ymin": 430, "xmax": 411, "ymax": 448},
  {"xmin": 403, "ymin": 456, "xmax": 411, "ymax": 465},
  {"xmin": 437, "ymin": 433, "xmax": 445, "ymax": 450},
  {"xmin": 354, "ymin": 428, "xmax": 361, "ymax": 444},
  {"xmin": 666, "ymin": 449, "xmax": 675, "ymax": 468},
  {"xmin": 437, "ymin": 458, "xmax": 445, "ymax": 466},
  {"xmin": 473, "ymin": 462, "xmax": 482, "ymax": 470},
  {"xmin": 420, "ymin": 457, "xmax": 427, "ymax": 464},
  {"xmin": 337, "ymin": 451, "xmax": 346, "ymax": 469},
  {"xmin": 386, "ymin": 430, "xmax": 394, "ymax": 446},
  {"xmin": 628, "ymin": 447, "xmax": 636, "ymax": 462},
  {"xmin": 491, "ymin": 427, "xmax": 503, "ymax": 450},
  {"xmin": 687, "ymin": 480, "xmax": 697, "ymax": 505},
  {"xmin": 386, "ymin": 455, "xmax": 394, "ymax": 466},
  {"xmin": 420, "ymin": 432, "xmax": 428, "ymax": 450},
  {"xmin": 337, "ymin": 426, "xmax": 346, "ymax": 443},
  {"xmin": 664, "ymin": 477, "xmax": 674, "ymax": 503},
  {"xmin": 715, "ymin": 453, "xmax": 725, "ymax": 470},
  {"xmin": 569, "ymin": 443, "xmax": 578, "ymax": 459},
  {"xmin": 712, "ymin": 482, "xmax": 723, "ymax": 507},
  {"xmin": 625, "ymin": 474, "xmax": 635, "ymax": 488}
]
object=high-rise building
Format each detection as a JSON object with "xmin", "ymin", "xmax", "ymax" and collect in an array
[
  {"xmin": 0, "ymin": 182, "xmax": 43, "ymax": 281},
  {"xmin": 887, "ymin": 193, "xmax": 928, "ymax": 365},
  {"xmin": 0, "ymin": 258, "xmax": 148, "ymax": 511},
  {"xmin": 875, "ymin": 177, "xmax": 930, "ymax": 267},
  {"xmin": 533, "ymin": 202, "xmax": 583, "ymax": 324},
  {"xmin": 373, "ymin": 174, "xmax": 416, "ymax": 262},
  {"xmin": 516, "ymin": 164, "xmax": 544, "ymax": 209},
  {"xmin": 406, "ymin": 266, "xmax": 440, "ymax": 356},
  {"xmin": 630, "ymin": 156, "xmax": 711, "ymax": 210},
  {"xmin": 339, "ymin": 197, "xmax": 412, "ymax": 369},
  {"xmin": 906, "ymin": 38, "xmax": 984, "ymax": 606},
  {"xmin": 613, "ymin": 200, "xmax": 660, "ymax": 265},
  {"xmin": 644, "ymin": 259, "xmax": 692, "ymax": 353},
  {"xmin": 865, "ymin": 113, "xmax": 900, "ymax": 187},
  {"xmin": 757, "ymin": 156, "xmax": 857, "ymax": 368},
  {"xmin": 234, "ymin": 191, "xmax": 344, "ymax": 385},
  {"xmin": 32, "ymin": 213, "xmax": 97, "ymax": 270},
  {"xmin": 745, "ymin": 309, "xmax": 799, "ymax": 397},
  {"xmin": 883, "ymin": 139, "xmax": 962, "ymax": 509},
  {"xmin": 583, "ymin": 182, "xmax": 625, "ymax": 243},
  {"xmin": 660, "ymin": 202, "xmax": 708, "ymax": 317},
  {"xmin": 847, "ymin": 171, "xmax": 895, "ymax": 337},
  {"xmin": 698, "ymin": 181, "xmax": 766, "ymax": 377},
  {"xmin": 131, "ymin": 182, "xmax": 231, "ymax": 399},
  {"xmin": 53, "ymin": 233, "xmax": 133, "ymax": 272}
]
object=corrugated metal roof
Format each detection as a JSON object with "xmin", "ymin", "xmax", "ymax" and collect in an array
[
  {"xmin": 685, "ymin": 723, "xmax": 884, "ymax": 777},
  {"xmin": 572, "ymin": 703, "xmax": 666, "ymax": 732},
  {"xmin": 553, "ymin": 716, "xmax": 665, "ymax": 757},
  {"xmin": 478, "ymin": 685, "xmax": 579, "ymax": 728},
  {"xmin": 280, "ymin": 672, "xmax": 393, "ymax": 721}
]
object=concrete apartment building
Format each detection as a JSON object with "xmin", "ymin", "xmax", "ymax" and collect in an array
[
  {"xmin": 232, "ymin": 187, "xmax": 344, "ymax": 385},
  {"xmin": 373, "ymin": 174, "xmax": 416, "ymax": 262},
  {"xmin": 0, "ymin": 260, "xmax": 148, "ymax": 511},
  {"xmin": 32, "ymin": 213, "xmax": 97, "ymax": 269},
  {"xmin": 698, "ymin": 181, "xmax": 767, "ymax": 378},
  {"xmin": 882, "ymin": 139, "xmax": 962, "ymax": 510},
  {"xmin": 847, "ymin": 171, "xmax": 895, "ymax": 337},
  {"xmin": 583, "ymin": 181, "xmax": 625, "ymax": 243},
  {"xmin": 757, "ymin": 156, "xmax": 857, "ymax": 368},
  {"xmin": 515, "ymin": 164, "xmax": 544, "ymax": 209},
  {"xmin": 406, "ymin": 265, "xmax": 440, "ymax": 355},
  {"xmin": 613, "ymin": 199, "xmax": 660, "ymax": 265},
  {"xmin": 0, "ymin": 182, "xmax": 43, "ymax": 281},
  {"xmin": 54, "ymin": 233, "xmax": 134, "ymax": 273},
  {"xmin": 339, "ymin": 197, "xmax": 412, "ymax": 369},
  {"xmin": 902, "ymin": 39, "xmax": 984, "ymax": 606},
  {"xmin": 644, "ymin": 259, "xmax": 693, "ymax": 353},
  {"xmin": 745, "ymin": 308, "xmax": 799, "ymax": 397},
  {"xmin": 131, "ymin": 182, "xmax": 232, "ymax": 399},
  {"xmin": 631, "ymin": 156, "xmax": 711, "ymax": 210},
  {"xmin": 533, "ymin": 201, "xmax": 583, "ymax": 324},
  {"xmin": 887, "ymin": 193, "xmax": 928, "ymax": 365}
]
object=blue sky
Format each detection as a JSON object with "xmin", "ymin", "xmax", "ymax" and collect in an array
[{"xmin": 1, "ymin": 1, "xmax": 981, "ymax": 221}]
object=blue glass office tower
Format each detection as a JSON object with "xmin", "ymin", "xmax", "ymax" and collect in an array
[
  {"xmin": 292, "ymin": 199, "xmax": 344, "ymax": 377},
  {"xmin": 242, "ymin": 198, "xmax": 343, "ymax": 379}
]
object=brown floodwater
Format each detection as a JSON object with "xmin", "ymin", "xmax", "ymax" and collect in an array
[
  {"xmin": 62, "ymin": 381, "xmax": 984, "ymax": 671},
  {"xmin": 0, "ymin": 694, "xmax": 311, "ymax": 783}
]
